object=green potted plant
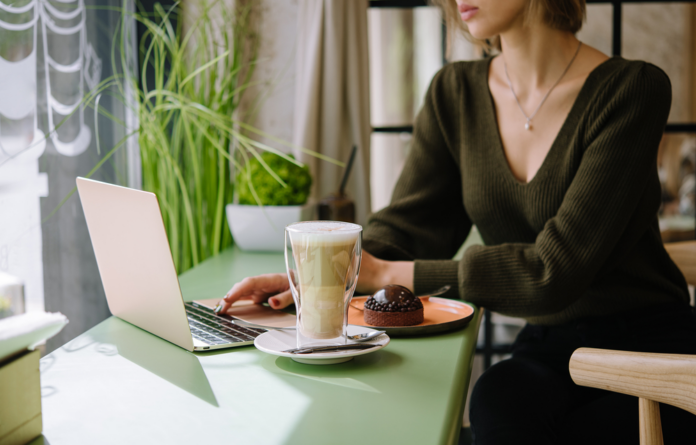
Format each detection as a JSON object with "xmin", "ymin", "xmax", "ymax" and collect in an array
[
  {"xmin": 55, "ymin": 1, "xmax": 340, "ymax": 269},
  {"xmin": 81, "ymin": 1, "xmax": 338, "ymax": 272},
  {"xmin": 227, "ymin": 151, "xmax": 313, "ymax": 251}
]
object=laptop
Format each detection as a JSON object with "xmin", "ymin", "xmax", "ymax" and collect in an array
[{"xmin": 76, "ymin": 177, "xmax": 283, "ymax": 352}]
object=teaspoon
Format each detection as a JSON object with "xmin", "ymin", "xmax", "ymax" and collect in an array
[
  {"xmin": 232, "ymin": 319, "xmax": 385, "ymax": 342},
  {"xmin": 346, "ymin": 330, "xmax": 386, "ymax": 342}
]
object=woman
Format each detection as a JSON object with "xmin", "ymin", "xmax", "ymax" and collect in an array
[{"xmin": 219, "ymin": 1, "xmax": 696, "ymax": 443}]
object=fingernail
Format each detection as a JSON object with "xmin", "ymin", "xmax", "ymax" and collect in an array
[
  {"xmin": 214, "ymin": 305, "xmax": 223, "ymax": 314},
  {"xmin": 269, "ymin": 298, "xmax": 278, "ymax": 307}
]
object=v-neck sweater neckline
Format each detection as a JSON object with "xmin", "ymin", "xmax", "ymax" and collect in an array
[{"xmin": 482, "ymin": 56, "xmax": 616, "ymax": 187}]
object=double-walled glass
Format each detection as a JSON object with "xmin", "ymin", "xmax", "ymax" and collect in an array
[{"xmin": 285, "ymin": 221, "xmax": 362, "ymax": 348}]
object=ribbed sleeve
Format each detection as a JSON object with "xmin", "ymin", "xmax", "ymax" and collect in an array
[
  {"xmin": 362, "ymin": 57, "xmax": 690, "ymax": 325},
  {"xmin": 414, "ymin": 260, "xmax": 459, "ymax": 296}
]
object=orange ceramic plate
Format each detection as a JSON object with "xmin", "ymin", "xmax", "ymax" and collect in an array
[{"xmin": 348, "ymin": 296, "xmax": 475, "ymax": 337}]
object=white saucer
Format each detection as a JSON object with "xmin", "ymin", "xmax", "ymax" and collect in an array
[{"xmin": 254, "ymin": 325, "xmax": 390, "ymax": 365}]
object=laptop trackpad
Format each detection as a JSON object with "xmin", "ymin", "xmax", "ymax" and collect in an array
[{"xmin": 194, "ymin": 299, "xmax": 296, "ymax": 328}]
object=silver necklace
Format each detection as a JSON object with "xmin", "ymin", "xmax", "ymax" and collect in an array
[{"xmin": 503, "ymin": 41, "xmax": 582, "ymax": 131}]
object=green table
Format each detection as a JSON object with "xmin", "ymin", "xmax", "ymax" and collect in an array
[{"xmin": 35, "ymin": 246, "xmax": 482, "ymax": 445}]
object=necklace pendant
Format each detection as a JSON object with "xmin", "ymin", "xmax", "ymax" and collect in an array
[{"xmin": 525, "ymin": 121, "xmax": 531, "ymax": 131}]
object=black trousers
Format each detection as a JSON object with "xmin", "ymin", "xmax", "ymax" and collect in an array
[{"xmin": 469, "ymin": 303, "xmax": 696, "ymax": 445}]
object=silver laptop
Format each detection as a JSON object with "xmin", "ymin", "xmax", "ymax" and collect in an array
[{"xmin": 76, "ymin": 177, "xmax": 265, "ymax": 351}]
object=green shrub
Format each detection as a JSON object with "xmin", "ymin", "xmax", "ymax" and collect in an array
[{"xmin": 237, "ymin": 152, "xmax": 312, "ymax": 206}]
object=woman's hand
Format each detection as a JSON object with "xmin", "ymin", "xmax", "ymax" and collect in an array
[
  {"xmin": 217, "ymin": 273, "xmax": 293, "ymax": 313},
  {"xmin": 357, "ymin": 251, "xmax": 415, "ymax": 295}
]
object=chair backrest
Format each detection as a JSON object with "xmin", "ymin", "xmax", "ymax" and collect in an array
[
  {"xmin": 664, "ymin": 241, "xmax": 696, "ymax": 286},
  {"xmin": 567, "ymin": 241, "xmax": 696, "ymax": 444},
  {"xmin": 570, "ymin": 348, "xmax": 696, "ymax": 445}
]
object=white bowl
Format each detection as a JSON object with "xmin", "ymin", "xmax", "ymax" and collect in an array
[{"xmin": 226, "ymin": 203, "xmax": 313, "ymax": 252}]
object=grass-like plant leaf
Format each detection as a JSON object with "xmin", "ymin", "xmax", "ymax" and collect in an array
[{"xmin": 22, "ymin": 1, "xmax": 342, "ymax": 274}]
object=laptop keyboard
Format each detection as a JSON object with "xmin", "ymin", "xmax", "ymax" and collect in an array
[{"xmin": 185, "ymin": 302, "xmax": 266, "ymax": 346}]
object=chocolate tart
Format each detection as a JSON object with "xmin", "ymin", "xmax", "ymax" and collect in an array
[{"xmin": 364, "ymin": 284, "xmax": 424, "ymax": 326}]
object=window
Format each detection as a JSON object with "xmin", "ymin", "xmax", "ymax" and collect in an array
[
  {"xmin": 0, "ymin": 0, "xmax": 137, "ymax": 351},
  {"xmin": 368, "ymin": 4, "xmax": 479, "ymax": 211}
]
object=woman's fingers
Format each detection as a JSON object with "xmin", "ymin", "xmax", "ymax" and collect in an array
[
  {"xmin": 217, "ymin": 273, "xmax": 290, "ymax": 314},
  {"xmin": 268, "ymin": 289, "xmax": 294, "ymax": 310}
]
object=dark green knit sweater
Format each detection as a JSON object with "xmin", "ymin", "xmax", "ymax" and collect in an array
[{"xmin": 363, "ymin": 57, "xmax": 690, "ymax": 325}]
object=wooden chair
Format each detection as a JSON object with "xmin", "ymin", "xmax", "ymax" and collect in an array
[
  {"xmin": 569, "ymin": 241, "xmax": 696, "ymax": 445},
  {"xmin": 570, "ymin": 348, "xmax": 696, "ymax": 445}
]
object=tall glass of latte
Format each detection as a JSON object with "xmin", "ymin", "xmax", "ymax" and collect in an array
[{"xmin": 285, "ymin": 221, "xmax": 362, "ymax": 348}]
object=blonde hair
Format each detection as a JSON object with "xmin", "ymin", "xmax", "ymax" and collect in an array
[{"xmin": 433, "ymin": 0, "xmax": 586, "ymax": 54}]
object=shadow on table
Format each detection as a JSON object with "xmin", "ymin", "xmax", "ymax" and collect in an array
[
  {"xmin": 112, "ymin": 322, "xmax": 219, "ymax": 407},
  {"xmin": 273, "ymin": 349, "xmax": 403, "ymax": 376},
  {"xmin": 268, "ymin": 350, "xmax": 403, "ymax": 394},
  {"xmin": 263, "ymin": 349, "xmax": 427, "ymax": 444}
]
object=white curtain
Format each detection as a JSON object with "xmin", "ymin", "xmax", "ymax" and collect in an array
[{"xmin": 293, "ymin": 0, "xmax": 372, "ymax": 225}]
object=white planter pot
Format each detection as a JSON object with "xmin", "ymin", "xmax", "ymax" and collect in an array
[{"xmin": 226, "ymin": 204, "xmax": 313, "ymax": 252}]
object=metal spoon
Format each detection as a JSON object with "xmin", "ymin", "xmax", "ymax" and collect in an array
[
  {"xmin": 417, "ymin": 285, "xmax": 451, "ymax": 297},
  {"xmin": 347, "ymin": 330, "xmax": 386, "ymax": 342},
  {"xmin": 350, "ymin": 285, "xmax": 451, "ymax": 311},
  {"xmin": 284, "ymin": 344, "xmax": 378, "ymax": 354},
  {"xmin": 233, "ymin": 319, "xmax": 385, "ymax": 342}
]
